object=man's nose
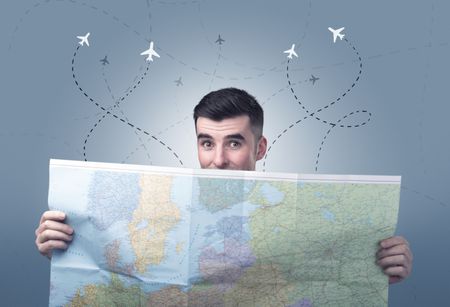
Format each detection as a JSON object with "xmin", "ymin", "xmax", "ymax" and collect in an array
[{"xmin": 212, "ymin": 146, "xmax": 228, "ymax": 169}]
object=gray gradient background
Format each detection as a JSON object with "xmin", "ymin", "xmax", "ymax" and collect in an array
[{"xmin": 0, "ymin": 0, "xmax": 449, "ymax": 306}]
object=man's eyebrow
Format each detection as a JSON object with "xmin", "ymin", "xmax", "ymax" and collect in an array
[
  {"xmin": 196, "ymin": 133, "xmax": 246, "ymax": 140},
  {"xmin": 225, "ymin": 133, "xmax": 245, "ymax": 140},
  {"xmin": 197, "ymin": 133, "xmax": 212, "ymax": 139}
]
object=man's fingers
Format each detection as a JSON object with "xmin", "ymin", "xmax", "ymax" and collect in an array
[
  {"xmin": 37, "ymin": 229, "xmax": 73, "ymax": 244},
  {"xmin": 379, "ymin": 236, "xmax": 409, "ymax": 249},
  {"xmin": 376, "ymin": 236, "xmax": 413, "ymax": 283},
  {"xmin": 39, "ymin": 210, "xmax": 66, "ymax": 225},
  {"xmin": 389, "ymin": 276, "xmax": 403, "ymax": 284},
  {"xmin": 36, "ymin": 219, "xmax": 73, "ymax": 236},
  {"xmin": 377, "ymin": 254, "xmax": 407, "ymax": 269},
  {"xmin": 36, "ymin": 240, "xmax": 68, "ymax": 256},
  {"xmin": 383, "ymin": 265, "xmax": 409, "ymax": 279},
  {"xmin": 35, "ymin": 211, "xmax": 73, "ymax": 260},
  {"xmin": 377, "ymin": 243, "xmax": 411, "ymax": 261}
]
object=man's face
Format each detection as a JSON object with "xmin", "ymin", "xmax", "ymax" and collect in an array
[{"xmin": 196, "ymin": 115, "xmax": 267, "ymax": 171}]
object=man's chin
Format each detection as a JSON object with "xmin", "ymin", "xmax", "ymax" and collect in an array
[
  {"xmin": 205, "ymin": 165, "xmax": 254, "ymax": 171},
  {"xmin": 208, "ymin": 166, "xmax": 237, "ymax": 170}
]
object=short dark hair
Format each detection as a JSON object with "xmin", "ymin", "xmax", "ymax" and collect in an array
[{"xmin": 193, "ymin": 87, "xmax": 264, "ymax": 139}]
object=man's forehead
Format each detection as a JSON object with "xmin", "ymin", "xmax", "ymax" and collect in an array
[{"xmin": 196, "ymin": 115, "xmax": 251, "ymax": 134}]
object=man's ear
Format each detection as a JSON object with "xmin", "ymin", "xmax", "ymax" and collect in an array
[{"xmin": 256, "ymin": 136, "xmax": 267, "ymax": 161}]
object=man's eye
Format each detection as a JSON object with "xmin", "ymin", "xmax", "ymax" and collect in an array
[
  {"xmin": 201, "ymin": 141, "xmax": 212, "ymax": 149},
  {"xmin": 229, "ymin": 141, "xmax": 241, "ymax": 149}
]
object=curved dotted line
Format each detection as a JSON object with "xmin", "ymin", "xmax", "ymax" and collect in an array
[
  {"xmin": 122, "ymin": 99, "xmax": 191, "ymax": 164},
  {"xmin": 72, "ymin": 111, "xmax": 104, "ymax": 122},
  {"xmin": 156, "ymin": 115, "xmax": 191, "ymax": 136},
  {"xmin": 314, "ymin": 110, "xmax": 371, "ymax": 172},
  {"xmin": 196, "ymin": 0, "xmax": 265, "ymax": 73},
  {"xmin": 121, "ymin": 114, "xmax": 191, "ymax": 164},
  {"xmin": 401, "ymin": 186, "xmax": 448, "ymax": 207},
  {"xmin": 9, "ymin": 0, "xmax": 43, "ymax": 51},
  {"xmin": 208, "ymin": 45, "xmax": 222, "ymax": 90},
  {"xmin": 295, "ymin": 0, "xmax": 313, "ymax": 48},
  {"xmin": 101, "ymin": 68, "xmax": 153, "ymax": 165},
  {"xmin": 261, "ymin": 77, "xmax": 312, "ymax": 106},
  {"xmin": 102, "ymin": 67, "xmax": 153, "ymax": 164},
  {"xmin": 83, "ymin": 113, "xmax": 107, "ymax": 161},
  {"xmin": 72, "ymin": 45, "xmax": 184, "ymax": 165},
  {"xmin": 7, "ymin": 0, "xmax": 217, "ymax": 81},
  {"xmin": 196, "ymin": 0, "xmax": 312, "ymax": 75},
  {"xmin": 285, "ymin": 40, "xmax": 449, "ymax": 73},
  {"xmin": 263, "ymin": 37, "xmax": 367, "ymax": 171},
  {"xmin": 81, "ymin": 64, "xmax": 151, "ymax": 161},
  {"xmin": 417, "ymin": 2, "xmax": 435, "ymax": 176},
  {"xmin": 262, "ymin": 115, "xmax": 308, "ymax": 170},
  {"xmin": 82, "ymin": 68, "xmax": 119, "ymax": 162},
  {"xmin": 121, "ymin": 142, "xmax": 150, "ymax": 164},
  {"xmin": 12, "ymin": 0, "xmax": 423, "ymax": 87},
  {"xmin": 145, "ymin": 0, "xmax": 153, "ymax": 37},
  {"xmin": 310, "ymin": 39, "xmax": 369, "ymax": 172},
  {"xmin": 9, "ymin": 0, "xmax": 449, "ymax": 85},
  {"xmin": 195, "ymin": 0, "xmax": 313, "ymax": 80},
  {"xmin": 288, "ymin": 37, "xmax": 362, "ymax": 118},
  {"xmin": 10, "ymin": 0, "xmax": 142, "ymax": 50}
]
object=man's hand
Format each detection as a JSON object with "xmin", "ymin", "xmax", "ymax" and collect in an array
[
  {"xmin": 35, "ymin": 211, "xmax": 74, "ymax": 259},
  {"xmin": 376, "ymin": 236, "xmax": 412, "ymax": 284}
]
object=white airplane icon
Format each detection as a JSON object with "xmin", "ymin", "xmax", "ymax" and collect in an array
[
  {"xmin": 284, "ymin": 44, "xmax": 298, "ymax": 59},
  {"xmin": 77, "ymin": 32, "xmax": 90, "ymax": 47},
  {"xmin": 140, "ymin": 41, "xmax": 160, "ymax": 62},
  {"xmin": 328, "ymin": 27, "xmax": 345, "ymax": 43}
]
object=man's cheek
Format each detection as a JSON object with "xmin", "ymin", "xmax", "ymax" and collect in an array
[
  {"xmin": 197, "ymin": 151, "xmax": 207, "ymax": 166},
  {"xmin": 203, "ymin": 152, "xmax": 216, "ymax": 166}
]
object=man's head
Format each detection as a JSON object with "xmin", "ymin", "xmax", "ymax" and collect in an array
[{"xmin": 193, "ymin": 87, "xmax": 267, "ymax": 171}]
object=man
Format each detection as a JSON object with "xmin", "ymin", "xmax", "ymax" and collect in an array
[{"xmin": 35, "ymin": 87, "xmax": 412, "ymax": 284}]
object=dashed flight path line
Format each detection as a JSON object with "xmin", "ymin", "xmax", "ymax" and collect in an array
[
  {"xmin": 81, "ymin": 63, "xmax": 151, "ymax": 162},
  {"xmin": 288, "ymin": 37, "xmax": 363, "ymax": 121},
  {"xmin": 261, "ymin": 77, "xmax": 315, "ymax": 107},
  {"xmin": 208, "ymin": 44, "xmax": 223, "ymax": 90},
  {"xmin": 294, "ymin": 0, "xmax": 313, "ymax": 49},
  {"xmin": 401, "ymin": 186, "xmax": 448, "ymax": 207},
  {"xmin": 101, "ymin": 67, "xmax": 153, "ymax": 165},
  {"xmin": 196, "ymin": 0, "xmax": 312, "ymax": 78},
  {"xmin": 314, "ymin": 110, "xmax": 371, "ymax": 172},
  {"xmin": 71, "ymin": 45, "xmax": 184, "ymax": 165},
  {"xmin": 122, "ymin": 114, "xmax": 190, "ymax": 164},
  {"xmin": 10, "ymin": 0, "xmax": 259, "ymax": 81},
  {"xmin": 144, "ymin": 0, "xmax": 153, "ymax": 37},
  {"xmin": 417, "ymin": 2, "xmax": 436, "ymax": 176},
  {"xmin": 263, "ymin": 37, "xmax": 370, "ymax": 172}
]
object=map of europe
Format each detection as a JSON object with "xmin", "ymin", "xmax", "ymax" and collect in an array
[{"xmin": 48, "ymin": 159, "xmax": 400, "ymax": 306}]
